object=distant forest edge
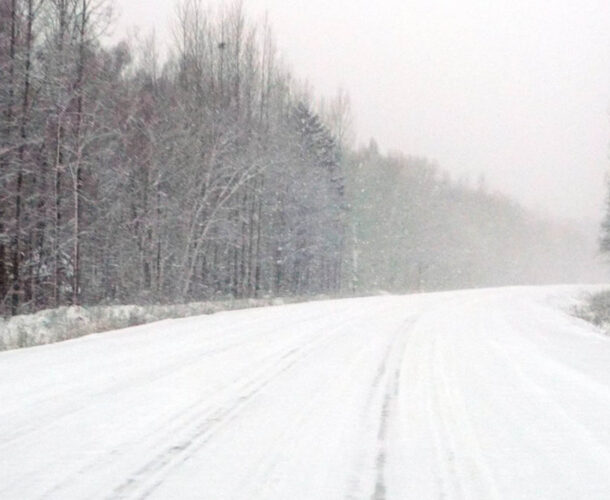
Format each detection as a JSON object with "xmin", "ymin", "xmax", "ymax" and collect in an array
[{"xmin": 0, "ymin": 1, "xmax": 600, "ymax": 316}]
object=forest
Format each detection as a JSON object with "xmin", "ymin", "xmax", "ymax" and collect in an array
[{"xmin": 0, "ymin": 0, "xmax": 597, "ymax": 317}]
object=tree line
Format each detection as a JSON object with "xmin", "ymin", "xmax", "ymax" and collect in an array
[
  {"xmin": 1, "ymin": 0, "xmax": 346, "ymax": 315},
  {"xmin": 346, "ymin": 142, "xmax": 598, "ymax": 293},
  {"xmin": 0, "ymin": 0, "xmax": 595, "ymax": 316}
]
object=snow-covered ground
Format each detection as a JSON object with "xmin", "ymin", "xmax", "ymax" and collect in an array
[
  {"xmin": 2, "ymin": 285, "xmax": 610, "ymax": 499},
  {"xmin": 0, "ymin": 297, "xmax": 293, "ymax": 351}
]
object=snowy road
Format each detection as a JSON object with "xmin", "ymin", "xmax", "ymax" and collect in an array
[{"xmin": 2, "ymin": 286, "xmax": 610, "ymax": 499}]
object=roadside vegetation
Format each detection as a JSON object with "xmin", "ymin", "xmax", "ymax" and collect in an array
[
  {"xmin": 576, "ymin": 290, "xmax": 610, "ymax": 331},
  {"xmin": 0, "ymin": 295, "xmax": 314, "ymax": 351}
]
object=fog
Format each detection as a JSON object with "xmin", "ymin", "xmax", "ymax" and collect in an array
[
  {"xmin": 114, "ymin": 0, "xmax": 610, "ymax": 223},
  {"xmin": 4, "ymin": 4, "xmax": 610, "ymax": 497},
  {"xmin": 1, "ymin": 0, "xmax": 608, "ymax": 319}
]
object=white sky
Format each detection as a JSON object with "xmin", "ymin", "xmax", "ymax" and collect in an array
[{"xmin": 112, "ymin": 0, "xmax": 610, "ymax": 222}]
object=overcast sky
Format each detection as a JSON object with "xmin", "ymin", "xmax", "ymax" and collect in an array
[{"xmin": 113, "ymin": 0, "xmax": 610, "ymax": 222}]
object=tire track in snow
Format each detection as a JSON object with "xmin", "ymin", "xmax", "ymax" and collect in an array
[
  {"xmin": 0, "ymin": 306, "xmax": 349, "ymax": 453},
  {"xmin": 427, "ymin": 332, "xmax": 465, "ymax": 500},
  {"xmin": 40, "ymin": 331, "xmax": 323, "ymax": 500},
  {"xmin": 242, "ymin": 325, "xmax": 381, "ymax": 500},
  {"xmin": 433, "ymin": 322, "xmax": 502, "ymax": 500},
  {"xmin": 33, "ymin": 306, "xmax": 379, "ymax": 500},
  {"xmin": 369, "ymin": 318, "xmax": 415, "ymax": 500},
  {"xmin": 371, "ymin": 366, "xmax": 401, "ymax": 500},
  {"xmin": 106, "ymin": 307, "xmax": 392, "ymax": 500},
  {"xmin": 344, "ymin": 315, "xmax": 415, "ymax": 500}
]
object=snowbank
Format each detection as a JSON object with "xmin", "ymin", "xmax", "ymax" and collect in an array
[{"xmin": 0, "ymin": 297, "xmax": 299, "ymax": 351}]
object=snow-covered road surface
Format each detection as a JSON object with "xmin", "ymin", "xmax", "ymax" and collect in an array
[{"xmin": 2, "ymin": 286, "xmax": 610, "ymax": 499}]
